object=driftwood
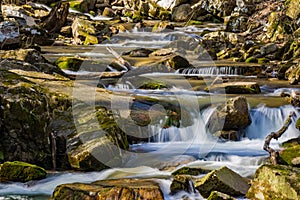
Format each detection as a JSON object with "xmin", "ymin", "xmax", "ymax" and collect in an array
[
  {"xmin": 263, "ymin": 111, "xmax": 294, "ymax": 164},
  {"xmin": 40, "ymin": 2, "xmax": 69, "ymax": 33}
]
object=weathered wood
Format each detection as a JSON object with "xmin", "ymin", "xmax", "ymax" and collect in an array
[
  {"xmin": 40, "ymin": 2, "xmax": 69, "ymax": 33},
  {"xmin": 263, "ymin": 111, "xmax": 294, "ymax": 164}
]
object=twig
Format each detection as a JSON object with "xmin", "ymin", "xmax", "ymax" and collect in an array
[{"xmin": 263, "ymin": 111, "xmax": 294, "ymax": 165}]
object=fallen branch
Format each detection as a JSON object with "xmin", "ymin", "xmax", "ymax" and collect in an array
[{"xmin": 263, "ymin": 111, "xmax": 294, "ymax": 165}]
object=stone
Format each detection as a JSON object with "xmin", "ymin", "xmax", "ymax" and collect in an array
[
  {"xmin": 102, "ymin": 7, "xmax": 115, "ymax": 17},
  {"xmin": 286, "ymin": 0, "xmax": 300, "ymax": 20},
  {"xmin": 71, "ymin": 17, "xmax": 98, "ymax": 45},
  {"xmin": 246, "ymin": 164, "xmax": 300, "ymax": 200},
  {"xmin": 52, "ymin": 178, "xmax": 164, "ymax": 200},
  {"xmin": 214, "ymin": 130, "xmax": 241, "ymax": 141},
  {"xmin": 172, "ymin": 166, "xmax": 211, "ymax": 176},
  {"xmin": 260, "ymin": 43, "xmax": 278, "ymax": 56},
  {"xmin": 170, "ymin": 175, "xmax": 195, "ymax": 194},
  {"xmin": 206, "ymin": 82, "xmax": 261, "ymax": 94},
  {"xmin": 54, "ymin": 56, "xmax": 84, "ymax": 71},
  {"xmin": 207, "ymin": 191, "xmax": 237, "ymax": 200},
  {"xmin": 225, "ymin": 15, "xmax": 248, "ymax": 33},
  {"xmin": 206, "ymin": 96, "xmax": 252, "ymax": 133},
  {"xmin": 194, "ymin": 166, "xmax": 250, "ymax": 198},
  {"xmin": 192, "ymin": 0, "xmax": 236, "ymax": 17},
  {"xmin": 0, "ymin": 161, "xmax": 46, "ymax": 182},
  {"xmin": 0, "ymin": 70, "xmax": 53, "ymax": 168},
  {"xmin": 0, "ymin": 48, "xmax": 63, "ymax": 74},
  {"xmin": 0, "ymin": 21, "xmax": 20, "ymax": 50},
  {"xmin": 172, "ymin": 4, "xmax": 192, "ymax": 22},
  {"xmin": 280, "ymin": 138, "xmax": 300, "ymax": 166},
  {"xmin": 152, "ymin": 21, "xmax": 174, "ymax": 32},
  {"xmin": 286, "ymin": 64, "xmax": 300, "ymax": 85}
]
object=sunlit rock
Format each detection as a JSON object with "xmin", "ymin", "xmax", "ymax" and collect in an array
[
  {"xmin": 0, "ymin": 161, "xmax": 46, "ymax": 182},
  {"xmin": 194, "ymin": 166, "xmax": 249, "ymax": 198},
  {"xmin": 246, "ymin": 164, "xmax": 300, "ymax": 200}
]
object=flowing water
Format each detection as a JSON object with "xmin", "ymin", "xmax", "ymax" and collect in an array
[{"xmin": 1, "ymin": 19, "xmax": 300, "ymax": 200}]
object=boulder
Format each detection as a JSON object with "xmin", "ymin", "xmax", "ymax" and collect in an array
[
  {"xmin": 246, "ymin": 164, "xmax": 300, "ymax": 200},
  {"xmin": 54, "ymin": 56, "xmax": 84, "ymax": 71},
  {"xmin": 0, "ymin": 70, "xmax": 53, "ymax": 168},
  {"xmin": 194, "ymin": 166, "xmax": 250, "ymax": 198},
  {"xmin": 206, "ymin": 96, "xmax": 252, "ymax": 134},
  {"xmin": 0, "ymin": 48, "xmax": 63, "ymax": 74},
  {"xmin": 280, "ymin": 137, "xmax": 300, "ymax": 167},
  {"xmin": 0, "ymin": 161, "xmax": 46, "ymax": 182},
  {"xmin": 286, "ymin": 64, "xmax": 300, "ymax": 85},
  {"xmin": 172, "ymin": 166, "xmax": 211, "ymax": 176},
  {"xmin": 52, "ymin": 178, "xmax": 164, "ymax": 200},
  {"xmin": 0, "ymin": 21, "xmax": 20, "ymax": 49},
  {"xmin": 207, "ymin": 191, "xmax": 237, "ymax": 200},
  {"xmin": 192, "ymin": 0, "xmax": 236, "ymax": 17},
  {"xmin": 71, "ymin": 17, "xmax": 98, "ymax": 45},
  {"xmin": 206, "ymin": 82, "xmax": 261, "ymax": 94},
  {"xmin": 152, "ymin": 21, "xmax": 174, "ymax": 32},
  {"xmin": 172, "ymin": 4, "xmax": 192, "ymax": 22},
  {"xmin": 260, "ymin": 43, "xmax": 278, "ymax": 56},
  {"xmin": 225, "ymin": 15, "xmax": 248, "ymax": 33},
  {"xmin": 170, "ymin": 175, "xmax": 195, "ymax": 194}
]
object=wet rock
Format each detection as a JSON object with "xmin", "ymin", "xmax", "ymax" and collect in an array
[
  {"xmin": 166, "ymin": 55, "xmax": 191, "ymax": 70},
  {"xmin": 71, "ymin": 17, "xmax": 98, "ymax": 45},
  {"xmin": 54, "ymin": 56, "xmax": 84, "ymax": 71},
  {"xmin": 102, "ymin": 7, "xmax": 115, "ymax": 17},
  {"xmin": 170, "ymin": 175, "xmax": 195, "ymax": 194},
  {"xmin": 20, "ymin": 26, "xmax": 54, "ymax": 47},
  {"xmin": 192, "ymin": 0, "xmax": 236, "ymax": 17},
  {"xmin": 214, "ymin": 130, "xmax": 241, "ymax": 141},
  {"xmin": 207, "ymin": 191, "xmax": 237, "ymax": 200},
  {"xmin": 0, "ymin": 70, "xmax": 53, "ymax": 168},
  {"xmin": 122, "ymin": 48, "xmax": 154, "ymax": 57},
  {"xmin": 194, "ymin": 166, "xmax": 250, "ymax": 198},
  {"xmin": 296, "ymin": 119, "xmax": 300, "ymax": 130},
  {"xmin": 286, "ymin": 64, "xmax": 300, "ymax": 85},
  {"xmin": 226, "ymin": 15, "xmax": 248, "ymax": 33},
  {"xmin": 246, "ymin": 164, "xmax": 300, "ymax": 200},
  {"xmin": 0, "ymin": 21, "xmax": 20, "ymax": 50},
  {"xmin": 206, "ymin": 96, "xmax": 252, "ymax": 134},
  {"xmin": 260, "ymin": 43, "xmax": 278, "ymax": 56},
  {"xmin": 40, "ymin": 2, "xmax": 69, "ymax": 33},
  {"xmin": 0, "ymin": 48, "xmax": 63, "ymax": 74},
  {"xmin": 206, "ymin": 82, "xmax": 261, "ymax": 94},
  {"xmin": 152, "ymin": 21, "xmax": 174, "ymax": 32},
  {"xmin": 172, "ymin": 166, "xmax": 211, "ymax": 176},
  {"xmin": 52, "ymin": 178, "xmax": 164, "ymax": 200},
  {"xmin": 0, "ymin": 161, "xmax": 46, "ymax": 182},
  {"xmin": 172, "ymin": 4, "xmax": 192, "ymax": 22}
]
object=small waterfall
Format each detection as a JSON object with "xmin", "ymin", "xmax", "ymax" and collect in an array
[
  {"xmin": 50, "ymin": 132, "xmax": 57, "ymax": 170},
  {"xmin": 179, "ymin": 66, "xmax": 241, "ymax": 75},
  {"xmin": 150, "ymin": 107, "xmax": 215, "ymax": 143},
  {"xmin": 246, "ymin": 105, "xmax": 300, "ymax": 141}
]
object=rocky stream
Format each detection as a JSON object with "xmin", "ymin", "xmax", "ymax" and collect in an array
[{"xmin": 0, "ymin": 0, "xmax": 300, "ymax": 200}]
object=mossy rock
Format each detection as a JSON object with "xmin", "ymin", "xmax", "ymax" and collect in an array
[
  {"xmin": 54, "ymin": 56, "xmax": 84, "ymax": 71},
  {"xmin": 194, "ymin": 166, "xmax": 250, "ymax": 198},
  {"xmin": 246, "ymin": 164, "xmax": 300, "ymax": 200},
  {"xmin": 52, "ymin": 178, "xmax": 164, "ymax": 200},
  {"xmin": 172, "ymin": 166, "xmax": 211, "ymax": 176},
  {"xmin": 245, "ymin": 57, "xmax": 257, "ymax": 63},
  {"xmin": 279, "ymin": 144, "xmax": 300, "ymax": 166},
  {"xmin": 170, "ymin": 175, "xmax": 194, "ymax": 194},
  {"xmin": 207, "ymin": 191, "xmax": 236, "ymax": 200},
  {"xmin": 0, "ymin": 161, "xmax": 46, "ymax": 182},
  {"xmin": 139, "ymin": 81, "xmax": 167, "ymax": 90},
  {"xmin": 296, "ymin": 118, "xmax": 300, "ymax": 130}
]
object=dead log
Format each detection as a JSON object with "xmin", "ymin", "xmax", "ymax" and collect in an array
[
  {"xmin": 263, "ymin": 111, "xmax": 294, "ymax": 165},
  {"xmin": 40, "ymin": 2, "xmax": 69, "ymax": 33}
]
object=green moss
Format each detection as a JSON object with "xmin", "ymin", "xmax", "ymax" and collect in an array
[
  {"xmin": 257, "ymin": 58, "xmax": 269, "ymax": 64},
  {"xmin": 296, "ymin": 118, "xmax": 300, "ymax": 130},
  {"xmin": 158, "ymin": 10, "xmax": 171, "ymax": 20},
  {"xmin": 83, "ymin": 35, "xmax": 98, "ymax": 45},
  {"xmin": 280, "ymin": 145, "xmax": 300, "ymax": 166},
  {"xmin": 139, "ymin": 81, "xmax": 167, "ymax": 90},
  {"xmin": 0, "ymin": 161, "xmax": 47, "ymax": 182},
  {"xmin": 188, "ymin": 20, "xmax": 203, "ymax": 25},
  {"xmin": 245, "ymin": 57, "xmax": 257, "ymax": 63},
  {"xmin": 207, "ymin": 191, "xmax": 236, "ymax": 200},
  {"xmin": 54, "ymin": 57, "xmax": 84, "ymax": 71},
  {"xmin": 172, "ymin": 166, "xmax": 210, "ymax": 176},
  {"xmin": 68, "ymin": 1, "xmax": 84, "ymax": 12}
]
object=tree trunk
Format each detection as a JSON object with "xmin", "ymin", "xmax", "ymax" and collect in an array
[
  {"xmin": 263, "ymin": 111, "xmax": 294, "ymax": 165},
  {"xmin": 40, "ymin": 2, "xmax": 69, "ymax": 33}
]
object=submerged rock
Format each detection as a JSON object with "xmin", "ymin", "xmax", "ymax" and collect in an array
[
  {"xmin": 0, "ymin": 161, "xmax": 46, "ymax": 182},
  {"xmin": 194, "ymin": 166, "xmax": 250, "ymax": 198},
  {"xmin": 52, "ymin": 178, "xmax": 164, "ymax": 200},
  {"xmin": 246, "ymin": 164, "xmax": 300, "ymax": 200}
]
